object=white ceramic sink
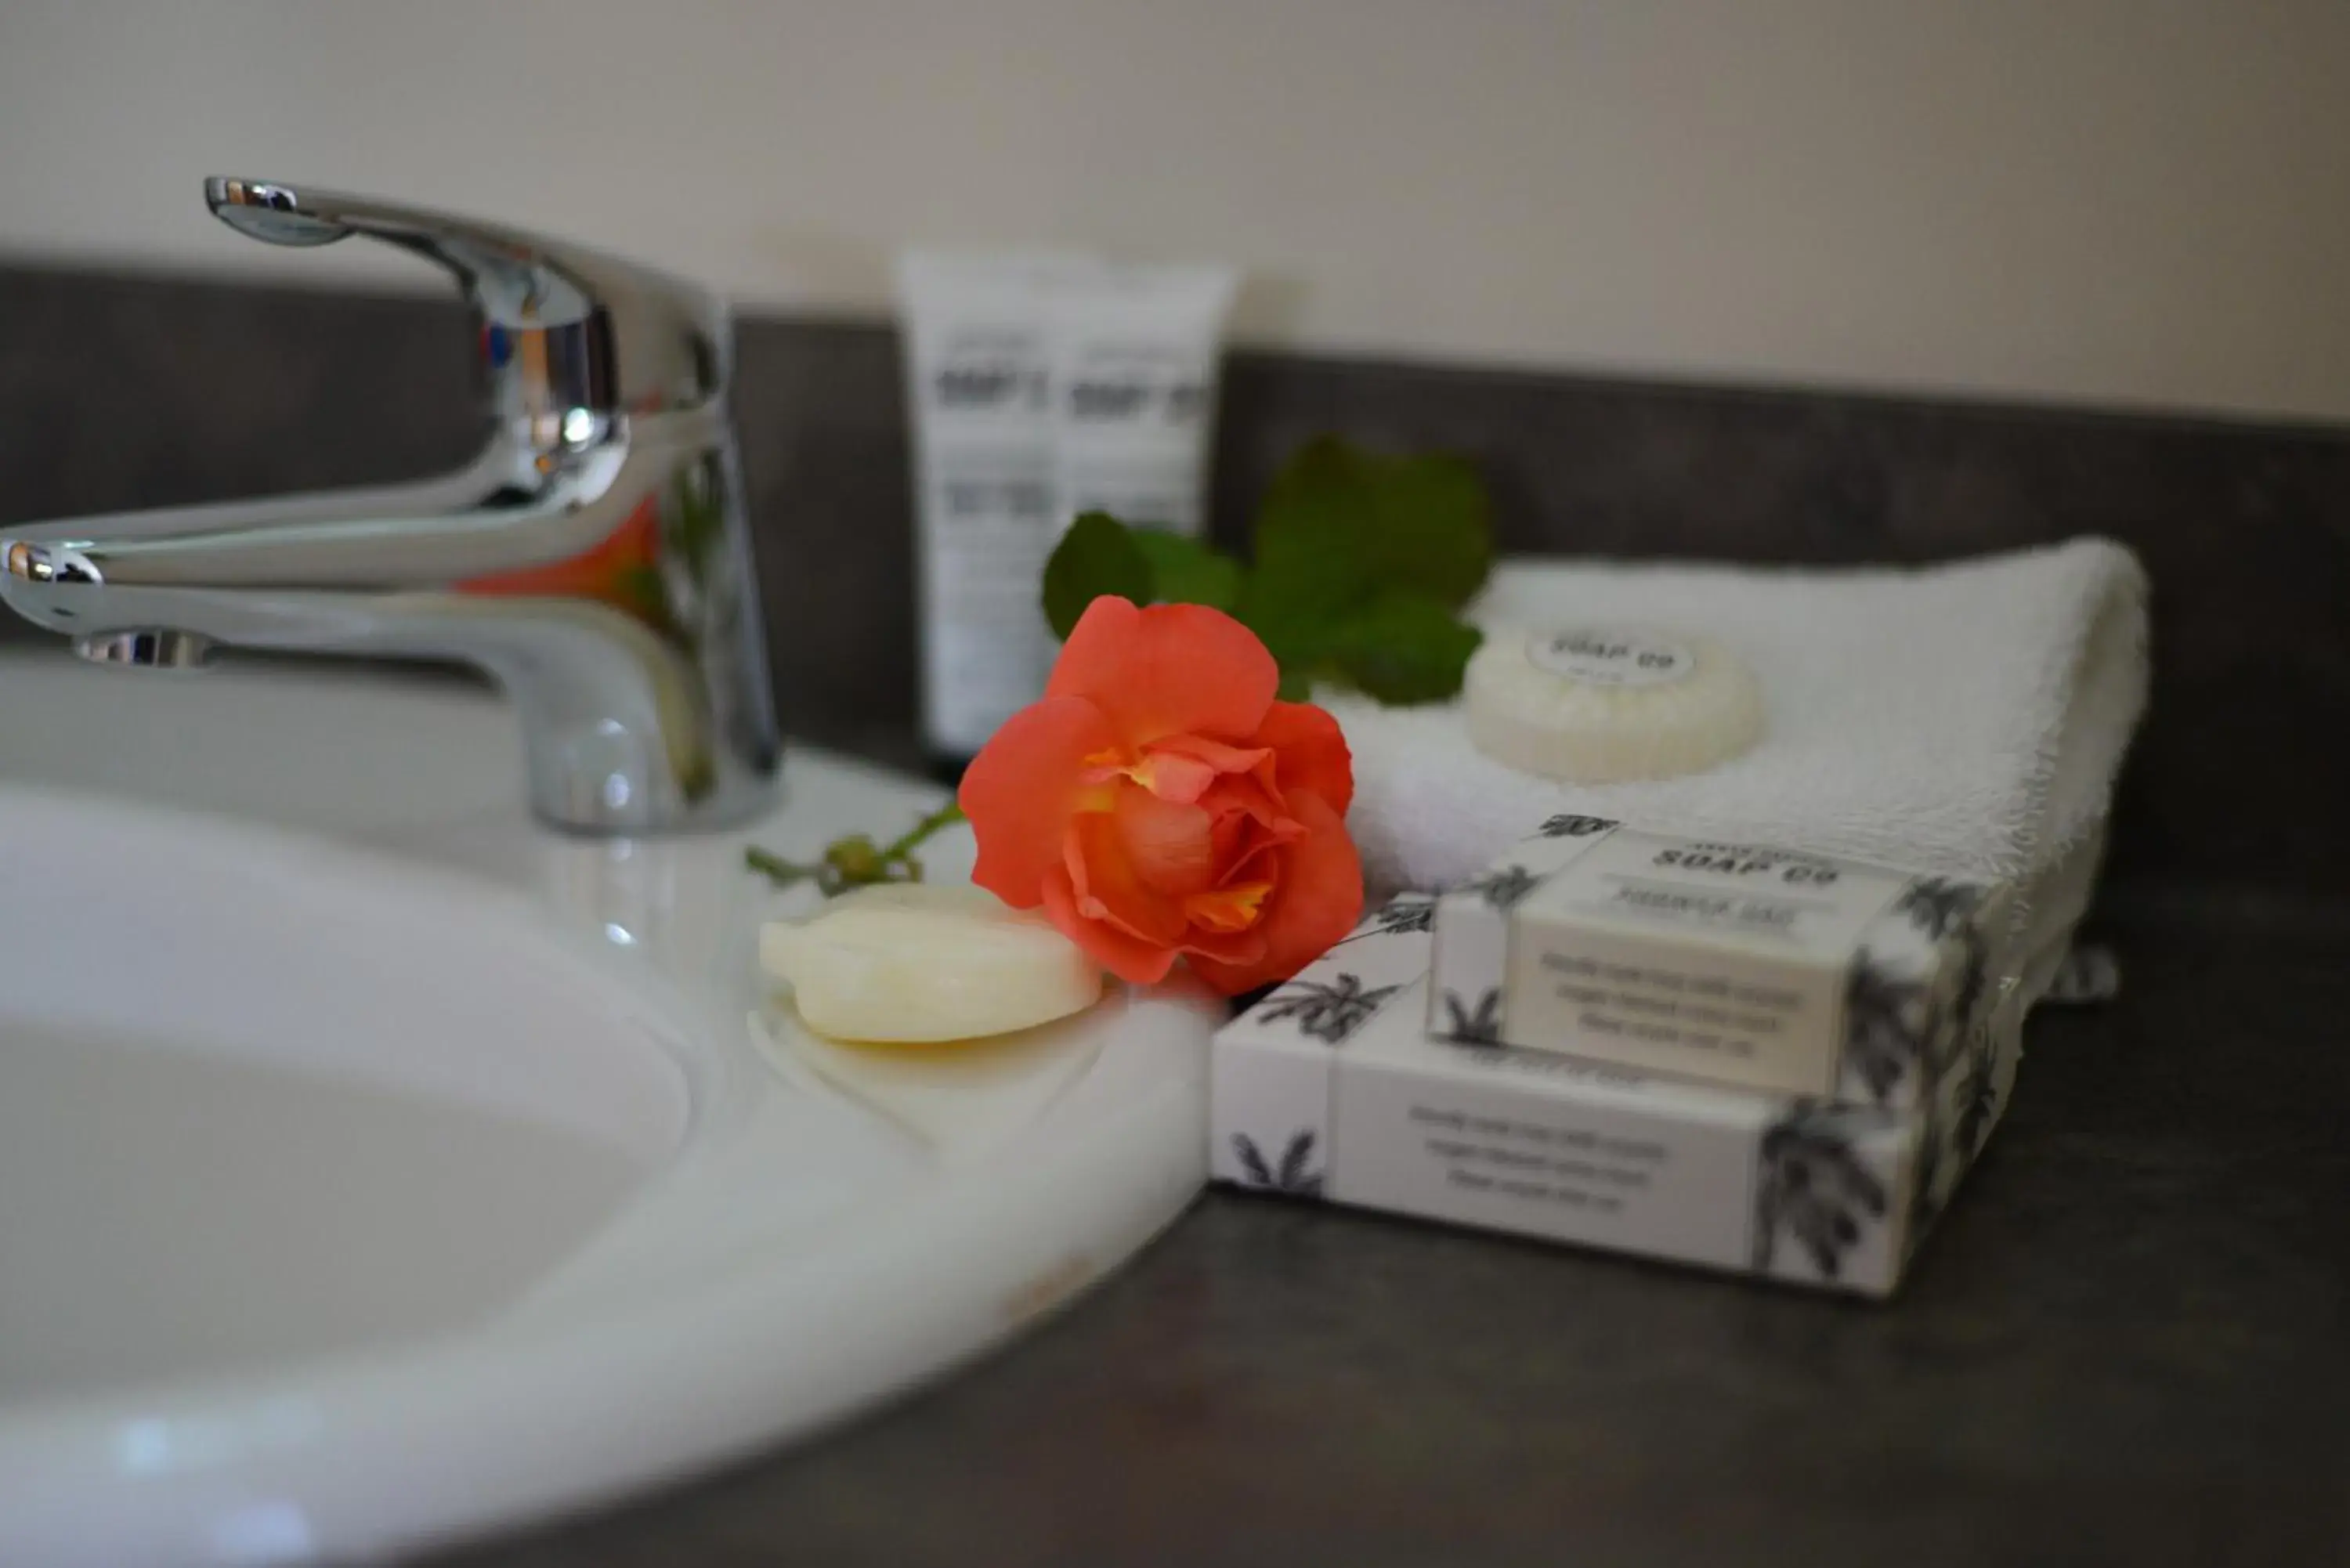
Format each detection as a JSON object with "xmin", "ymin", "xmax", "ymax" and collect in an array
[{"xmin": 0, "ymin": 652, "xmax": 1213, "ymax": 1566}]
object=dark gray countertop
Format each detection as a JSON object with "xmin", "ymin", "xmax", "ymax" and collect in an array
[{"xmin": 435, "ymin": 893, "xmax": 2349, "ymax": 1568}]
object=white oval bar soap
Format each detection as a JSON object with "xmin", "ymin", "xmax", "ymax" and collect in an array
[
  {"xmin": 760, "ymin": 883, "xmax": 1104, "ymax": 1044},
  {"xmin": 1465, "ymin": 627, "xmax": 1763, "ymax": 783}
]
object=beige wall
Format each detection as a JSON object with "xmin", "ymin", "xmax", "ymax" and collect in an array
[{"xmin": 1, "ymin": 1, "xmax": 2343, "ymax": 421}]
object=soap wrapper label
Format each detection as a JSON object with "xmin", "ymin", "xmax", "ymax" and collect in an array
[
  {"xmin": 1505, "ymin": 831, "xmax": 1911, "ymax": 1095},
  {"xmin": 1525, "ymin": 630, "xmax": 1696, "ymax": 688},
  {"xmin": 1432, "ymin": 820, "xmax": 2008, "ymax": 1107}
]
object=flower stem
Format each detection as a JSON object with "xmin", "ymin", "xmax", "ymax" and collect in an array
[
  {"xmin": 880, "ymin": 800, "xmax": 966, "ymax": 862},
  {"xmin": 743, "ymin": 844, "xmax": 815, "ymax": 887},
  {"xmin": 743, "ymin": 799, "xmax": 967, "ymax": 895}
]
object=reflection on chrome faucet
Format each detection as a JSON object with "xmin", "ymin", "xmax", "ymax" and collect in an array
[
  {"xmin": 544, "ymin": 836, "xmax": 678, "ymax": 961},
  {"xmin": 537, "ymin": 831, "xmax": 757, "ymax": 999},
  {"xmin": 0, "ymin": 178, "xmax": 779, "ymax": 835}
]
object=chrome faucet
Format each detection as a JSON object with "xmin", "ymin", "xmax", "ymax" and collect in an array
[{"xmin": 1, "ymin": 178, "xmax": 779, "ymax": 834}]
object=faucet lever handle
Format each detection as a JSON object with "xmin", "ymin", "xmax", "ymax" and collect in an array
[{"xmin": 205, "ymin": 176, "xmax": 728, "ymax": 416}]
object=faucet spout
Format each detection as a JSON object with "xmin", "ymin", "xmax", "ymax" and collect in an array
[{"xmin": 0, "ymin": 179, "xmax": 779, "ymax": 835}]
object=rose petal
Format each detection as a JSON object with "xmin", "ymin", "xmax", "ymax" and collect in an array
[
  {"xmin": 1041, "ymin": 864, "xmax": 1179, "ymax": 985},
  {"xmin": 1177, "ymin": 917, "xmax": 1270, "ymax": 970},
  {"xmin": 1248, "ymin": 700, "xmax": 1354, "ymax": 816},
  {"xmin": 1208, "ymin": 808, "xmax": 1251, "ymax": 872},
  {"xmin": 1184, "ymin": 880, "xmax": 1272, "ymax": 934},
  {"xmin": 1189, "ymin": 789, "xmax": 1363, "ymax": 995},
  {"xmin": 1109, "ymin": 784, "xmax": 1218, "ymax": 900},
  {"xmin": 1197, "ymin": 768, "xmax": 1288, "ymax": 832},
  {"xmin": 958, "ymin": 695, "xmax": 1119, "ymax": 906},
  {"xmin": 1047, "ymin": 597, "xmax": 1279, "ymax": 746},
  {"xmin": 1152, "ymin": 734, "xmax": 1274, "ymax": 776},
  {"xmin": 1213, "ymin": 812, "xmax": 1304, "ymax": 892},
  {"xmin": 1126, "ymin": 748, "xmax": 1220, "ymax": 805},
  {"xmin": 1068, "ymin": 812, "xmax": 1188, "ymax": 947}
]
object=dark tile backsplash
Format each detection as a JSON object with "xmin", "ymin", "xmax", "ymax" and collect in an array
[{"xmin": 3, "ymin": 263, "xmax": 2345, "ymax": 894}]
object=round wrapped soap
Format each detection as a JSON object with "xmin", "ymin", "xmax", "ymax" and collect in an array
[{"xmin": 1464, "ymin": 627, "xmax": 1763, "ymax": 783}]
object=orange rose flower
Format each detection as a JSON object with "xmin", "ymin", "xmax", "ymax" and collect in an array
[{"xmin": 959, "ymin": 596, "xmax": 1363, "ymax": 995}]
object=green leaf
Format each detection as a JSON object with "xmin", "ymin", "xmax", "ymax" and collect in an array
[
  {"xmin": 1241, "ymin": 437, "xmax": 1383, "ymax": 632},
  {"xmin": 1242, "ymin": 437, "xmax": 1493, "ymax": 638},
  {"xmin": 1043, "ymin": 511, "xmax": 1153, "ymax": 639},
  {"xmin": 1364, "ymin": 450, "xmax": 1492, "ymax": 610},
  {"xmin": 1039, "ymin": 442, "xmax": 1491, "ymax": 709},
  {"xmin": 1317, "ymin": 594, "xmax": 1485, "ymax": 704},
  {"xmin": 1129, "ymin": 527, "xmax": 1243, "ymax": 611}
]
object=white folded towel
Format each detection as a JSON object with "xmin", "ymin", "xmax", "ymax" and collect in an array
[{"xmin": 1326, "ymin": 538, "xmax": 2150, "ymax": 895}]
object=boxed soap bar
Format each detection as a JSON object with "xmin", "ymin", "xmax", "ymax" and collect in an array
[
  {"xmin": 1428, "ymin": 817, "xmax": 2013, "ymax": 1107},
  {"xmin": 1211, "ymin": 902, "xmax": 2029, "ymax": 1298}
]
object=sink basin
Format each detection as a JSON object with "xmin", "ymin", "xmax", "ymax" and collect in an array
[
  {"xmin": 0, "ymin": 653, "xmax": 1213, "ymax": 1566},
  {"xmin": 0, "ymin": 788, "xmax": 687, "ymax": 1408}
]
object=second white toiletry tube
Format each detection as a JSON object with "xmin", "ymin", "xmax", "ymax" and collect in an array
[
  {"xmin": 898, "ymin": 255, "xmax": 1237, "ymax": 762},
  {"xmin": 1048, "ymin": 265, "xmax": 1238, "ymax": 538}
]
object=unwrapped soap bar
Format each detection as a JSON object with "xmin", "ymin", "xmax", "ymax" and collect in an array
[{"xmin": 760, "ymin": 883, "xmax": 1103, "ymax": 1044}]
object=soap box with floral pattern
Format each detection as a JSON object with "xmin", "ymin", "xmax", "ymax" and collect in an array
[{"xmin": 1209, "ymin": 894, "xmax": 2037, "ymax": 1299}]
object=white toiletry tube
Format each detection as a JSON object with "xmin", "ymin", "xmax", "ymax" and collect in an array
[
  {"xmin": 896, "ymin": 253, "xmax": 1080, "ymax": 761},
  {"xmin": 1047, "ymin": 264, "xmax": 1239, "ymax": 538}
]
